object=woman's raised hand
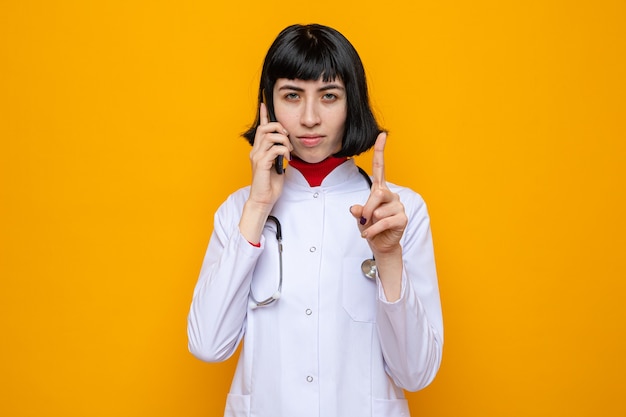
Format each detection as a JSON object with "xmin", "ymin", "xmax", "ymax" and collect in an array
[
  {"xmin": 247, "ymin": 103, "xmax": 293, "ymax": 211},
  {"xmin": 351, "ymin": 132, "xmax": 407, "ymax": 255},
  {"xmin": 350, "ymin": 132, "xmax": 407, "ymax": 299},
  {"xmin": 240, "ymin": 103, "xmax": 292, "ymax": 244}
]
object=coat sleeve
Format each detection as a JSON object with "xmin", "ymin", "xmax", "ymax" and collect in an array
[
  {"xmin": 187, "ymin": 191, "xmax": 261, "ymax": 362},
  {"xmin": 375, "ymin": 191, "xmax": 444, "ymax": 391}
]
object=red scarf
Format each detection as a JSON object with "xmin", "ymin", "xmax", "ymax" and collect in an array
[{"xmin": 288, "ymin": 157, "xmax": 348, "ymax": 187}]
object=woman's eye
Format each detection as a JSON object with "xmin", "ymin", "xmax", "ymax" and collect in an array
[
  {"xmin": 285, "ymin": 93, "xmax": 299, "ymax": 100},
  {"xmin": 323, "ymin": 93, "xmax": 338, "ymax": 101}
]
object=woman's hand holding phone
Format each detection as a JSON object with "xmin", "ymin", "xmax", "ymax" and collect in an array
[
  {"xmin": 263, "ymin": 95, "xmax": 285, "ymax": 175},
  {"xmin": 239, "ymin": 103, "xmax": 292, "ymax": 244}
]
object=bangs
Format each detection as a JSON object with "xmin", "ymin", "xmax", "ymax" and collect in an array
[
  {"xmin": 264, "ymin": 26, "xmax": 350, "ymax": 83},
  {"xmin": 268, "ymin": 44, "xmax": 341, "ymax": 82}
]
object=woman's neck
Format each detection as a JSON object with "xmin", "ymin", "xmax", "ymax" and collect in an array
[{"xmin": 288, "ymin": 156, "xmax": 348, "ymax": 187}]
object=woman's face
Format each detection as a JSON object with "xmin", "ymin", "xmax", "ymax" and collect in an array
[{"xmin": 272, "ymin": 77, "xmax": 347, "ymax": 163}]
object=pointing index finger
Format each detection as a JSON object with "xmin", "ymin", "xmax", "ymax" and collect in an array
[
  {"xmin": 372, "ymin": 132, "xmax": 387, "ymax": 188},
  {"xmin": 259, "ymin": 102, "xmax": 269, "ymax": 126}
]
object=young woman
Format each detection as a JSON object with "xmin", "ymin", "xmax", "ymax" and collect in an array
[{"xmin": 188, "ymin": 24, "xmax": 443, "ymax": 417}]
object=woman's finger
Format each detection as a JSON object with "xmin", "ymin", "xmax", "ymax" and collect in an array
[
  {"xmin": 372, "ymin": 132, "xmax": 387, "ymax": 188},
  {"xmin": 360, "ymin": 187, "xmax": 394, "ymax": 226},
  {"xmin": 260, "ymin": 102, "xmax": 269, "ymax": 126}
]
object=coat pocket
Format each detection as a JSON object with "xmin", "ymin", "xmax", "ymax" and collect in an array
[
  {"xmin": 342, "ymin": 257, "xmax": 378, "ymax": 323},
  {"xmin": 372, "ymin": 397, "xmax": 410, "ymax": 416},
  {"xmin": 224, "ymin": 393, "xmax": 250, "ymax": 417}
]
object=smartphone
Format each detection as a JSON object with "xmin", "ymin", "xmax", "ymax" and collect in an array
[{"xmin": 263, "ymin": 90, "xmax": 284, "ymax": 174}]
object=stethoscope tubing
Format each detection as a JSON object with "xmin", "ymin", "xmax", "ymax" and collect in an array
[{"xmin": 250, "ymin": 166, "xmax": 376, "ymax": 308}]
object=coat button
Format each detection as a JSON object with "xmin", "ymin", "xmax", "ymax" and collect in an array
[
  {"xmin": 309, "ymin": 246, "xmax": 317, "ymax": 252},
  {"xmin": 313, "ymin": 192, "xmax": 319, "ymax": 198},
  {"xmin": 306, "ymin": 376, "xmax": 314, "ymax": 382},
  {"xmin": 305, "ymin": 309, "xmax": 312, "ymax": 316}
]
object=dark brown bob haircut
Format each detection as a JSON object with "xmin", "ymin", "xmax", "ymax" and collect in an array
[{"xmin": 243, "ymin": 24, "xmax": 382, "ymax": 157}]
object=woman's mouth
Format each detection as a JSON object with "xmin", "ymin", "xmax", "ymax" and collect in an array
[{"xmin": 298, "ymin": 135, "xmax": 324, "ymax": 147}]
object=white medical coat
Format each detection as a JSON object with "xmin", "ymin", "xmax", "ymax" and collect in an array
[{"xmin": 188, "ymin": 159, "xmax": 443, "ymax": 417}]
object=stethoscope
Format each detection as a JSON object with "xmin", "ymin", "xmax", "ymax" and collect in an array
[{"xmin": 250, "ymin": 166, "xmax": 377, "ymax": 308}]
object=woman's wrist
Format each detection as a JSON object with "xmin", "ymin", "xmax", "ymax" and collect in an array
[
  {"xmin": 239, "ymin": 200, "xmax": 273, "ymax": 244},
  {"xmin": 373, "ymin": 247, "xmax": 403, "ymax": 302}
]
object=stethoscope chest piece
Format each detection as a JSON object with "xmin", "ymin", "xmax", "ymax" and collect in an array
[{"xmin": 361, "ymin": 258, "xmax": 377, "ymax": 280}]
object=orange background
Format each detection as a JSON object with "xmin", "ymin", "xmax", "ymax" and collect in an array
[{"xmin": 1, "ymin": 1, "xmax": 625, "ymax": 416}]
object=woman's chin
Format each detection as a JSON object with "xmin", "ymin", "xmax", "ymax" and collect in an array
[{"xmin": 292, "ymin": 151, "xmax": 334, "ymax": 164}]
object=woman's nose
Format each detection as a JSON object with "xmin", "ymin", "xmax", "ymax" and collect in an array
[{"xmin": 301, "ymin": 101, "xmax": 321, "ymax": 127}]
